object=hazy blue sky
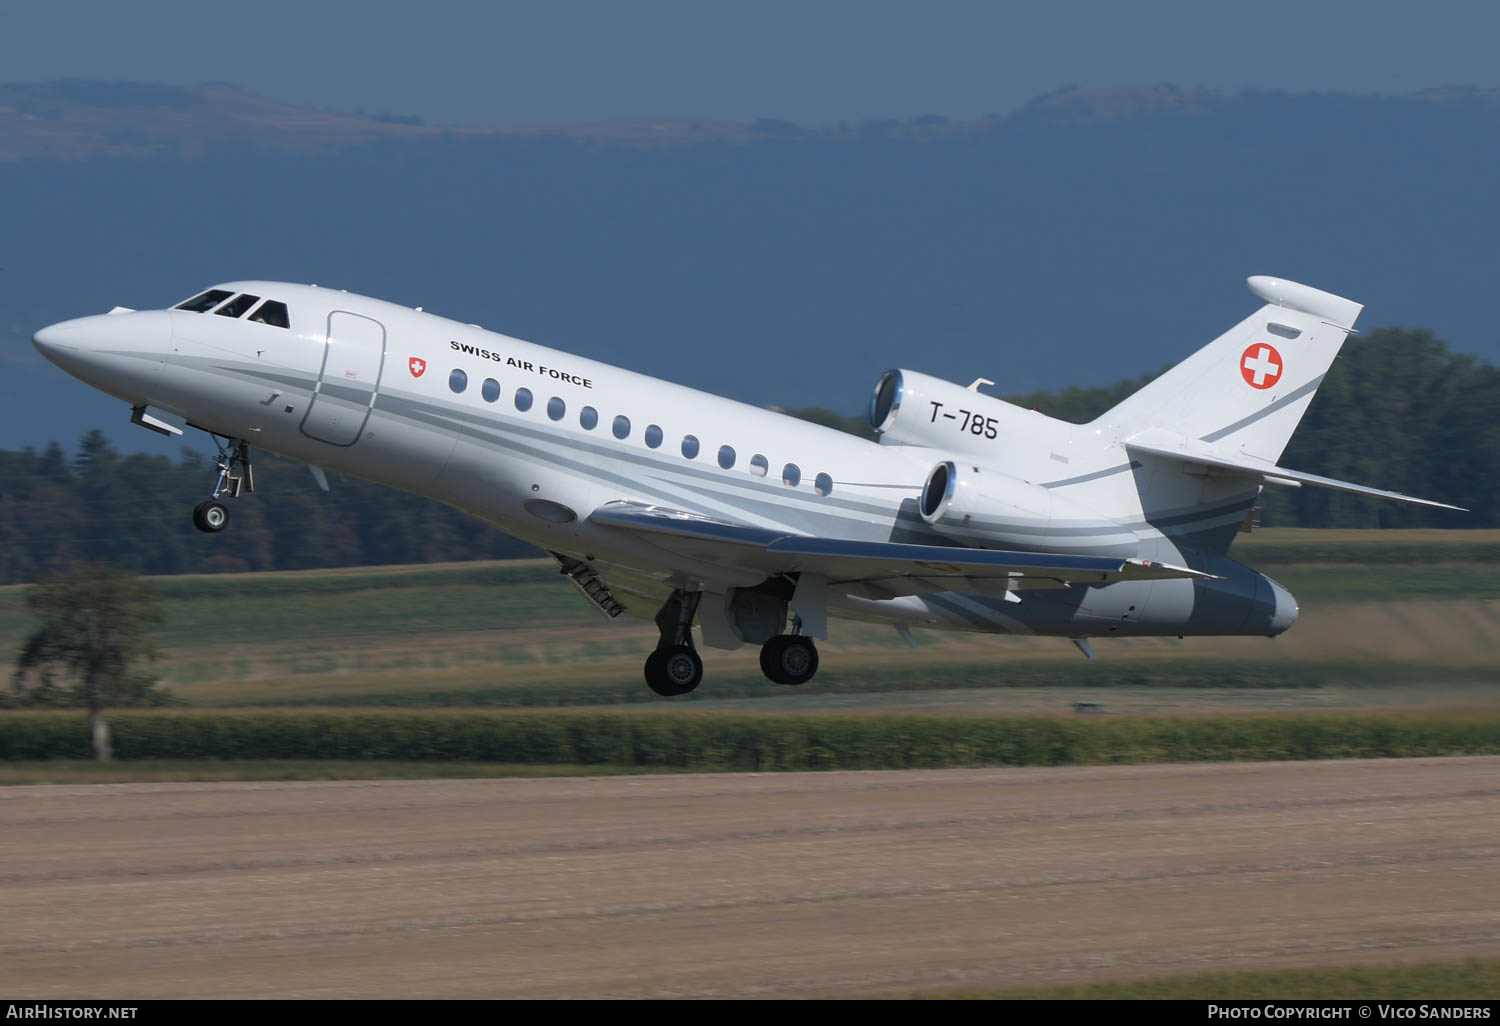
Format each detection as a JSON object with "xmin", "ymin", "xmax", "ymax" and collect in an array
[{"xmin": 6, "ymin": 0, "xmax": 1498, "ymax": 125}]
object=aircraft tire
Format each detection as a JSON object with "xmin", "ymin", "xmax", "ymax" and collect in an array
[
  {"xmin": 645, "ymin": 647, "xmax": 701, "ymax": 696},
  {"xmin": 760, "ymin": 635, "xmax": 819, "ymax": 686},
  {"xmin": 193, "ymin": 500, "xmax": 229, "ymax": 534}
]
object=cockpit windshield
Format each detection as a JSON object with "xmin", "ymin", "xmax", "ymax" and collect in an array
[
  {"xmin": 173, "ymin": 289, "xmax": 292, "ymax": 330},
  {"xmin": 214, "ymin": 294, "xmax": 261, "ymax": 318},
  {"xmin": 248, "ymin": 300, "xmax": 290, "ymax": 329},
  {"xmin": 175, "ymin": 289, "xmax": 232, "ymax": 313}
]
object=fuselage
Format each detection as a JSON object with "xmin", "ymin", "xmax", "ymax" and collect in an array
[{"xmin": 31, "ymin": 281, "xmax": 1296, "ymax": 642}]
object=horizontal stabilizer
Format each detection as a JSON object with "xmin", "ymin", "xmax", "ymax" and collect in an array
[
  {"xmin": 1125, "ymin": 439, "xmax": 1465, "ymax": 511},
  {"xmin": 590, "ymin": 502, "xmax": 1215, "ymax": 592}
]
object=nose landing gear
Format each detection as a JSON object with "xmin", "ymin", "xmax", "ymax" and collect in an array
[{"xmin": 191, "ymin": 435, "xmax": 253, "ymax": 534}]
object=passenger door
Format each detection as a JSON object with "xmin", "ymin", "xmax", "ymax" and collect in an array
[{"xmin": 300, "ymin": 311, "xmax": 386, "ymax": 446}]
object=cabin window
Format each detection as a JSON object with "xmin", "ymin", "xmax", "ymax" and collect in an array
[
  {"xmin": 613, "ymin": 415, "xmax": 631, "ymax": 439},
  {"xmin": 749, "ymin": 454, "xmax": 769, "ymax": 478},
  {"xmin": 515, "ymin": 387, "xmax": 533, "ymax": 411},
  {"xmin": 580, "ymin": 406, "xmax": 598, "ymax": 430},
  {"xmin": 782, "ymin": 463, "xmax": 801, "ymax": 487},
  {"xmin": 645, "ymin": 424, "xmax": 663, "ymax": 448},
  {"xmin": 248, "ymin": 300, "xmax": 290, "ymax": 329},
  {"xmin": 718, "ymin": 445, "xmax": 736, "ymax": 469},
  {"xmin": 548, "ymin": 397, "xmax": 566, "ymax": 421},
  {"xmin": 175, "ymin": 289, "xmax": 232, "ymax": 313},
  {"xmin": 449, "ymin": 368, "xmax": 468, "ymax": 393},
  {"xmin": 814, "ymin": 473, "xmax": 833, "ymax": 497},
  {"xmin": 214, "ymin": 293, "xmax": 261, "ymax": 318},
  {"xmin": 681, "ymin": 435, "xmax": 700, "ymax": 459},
  {"xmin": 481, "ymin": 378, "xmax": 500, "ymax": 403}
]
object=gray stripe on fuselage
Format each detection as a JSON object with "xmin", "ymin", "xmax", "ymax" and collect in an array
[
  {"xmin": 436, "ymin": 407, "xmax": 896, "ymax": 541},
  {"xmin": 177, "ymin": 355, "xmax": 1261, "ymax": 552},
  {"xmin": 1042, "ymin": 461, "xmax": 1141, "ymax": 488},
  {"xmin": 378, "ymin": 388, "xmax": 909, "ymax": 519},
  {"xmin": 207, "ymin": 363, "xmax": 317, "ymax": 393},
  {"xmin": 1125, "ymin": 495, "xmax": 1256, "ymax": 532}
]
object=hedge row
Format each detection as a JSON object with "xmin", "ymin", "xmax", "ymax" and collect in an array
[
  {"xmin": 219, "ymin": 661, "xmax": 1469, "ymax": 710},
  {"xmin": 3, "ymin": 710, "xmax": 1499, "ymax": 769}
]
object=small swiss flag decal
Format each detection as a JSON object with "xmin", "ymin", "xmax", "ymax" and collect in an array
[{"xmin": 409, "ymin": 357, "xmax": 426, "ymax": 378}]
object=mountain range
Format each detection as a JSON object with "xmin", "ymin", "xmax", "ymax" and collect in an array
[{"xmin": 3, "ymin": 79, "xmax": 1498, "ymax": 456}]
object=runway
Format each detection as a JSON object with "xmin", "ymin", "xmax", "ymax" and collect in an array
[{"xmin": 4, "ymin": 758, "xmax": 1499, "ymax": 998}]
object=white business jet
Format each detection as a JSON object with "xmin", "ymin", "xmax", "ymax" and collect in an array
[{"xmin": 32, "ymin": 276, "xmax": 1459, "ymax": 695}]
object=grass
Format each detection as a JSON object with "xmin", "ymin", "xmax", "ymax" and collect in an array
[
  {"xmin": 0, "ymin": 532, "xmax": 1495, "ymax": 718},
  {"xmin": 158, "ymin": 658, "xmax": 1500, "ymax": 709},
  {"xmin": 1266, "ymin": 565, "xmax": 1500, "ymax": 604},
  {"xmin": 1236, "ymin": 527, "xmax": 1500, "ymax": 566},
  {"xmin": 2, "ymin": 535, "xmax": 1498, "ymax": 651},
  {"xmin": 908, "ymin": 956, "xmax": 1500, "ymax": 1000}
]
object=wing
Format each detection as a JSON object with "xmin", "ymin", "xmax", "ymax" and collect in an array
[{"xmin": 588, "ymin": 501, "xmax": 1214, "ymax": 599}]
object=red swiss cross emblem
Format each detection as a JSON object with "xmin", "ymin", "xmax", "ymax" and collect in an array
[
  {"xmin": 409, "ymin": 357, "xmax": 427, "ymax": 378},
  {"xmin": 1240, "ymin": 343, "xmax": 1283, "ymax": 389}
]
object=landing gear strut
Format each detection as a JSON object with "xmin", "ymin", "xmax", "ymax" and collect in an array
[
  {"xmin": 192, "ymin": 435, "xmax": 253, "ymax": 534},
  {"xmin": 644, "ymin": 589, "xmax": 703, "ymax": 697}
]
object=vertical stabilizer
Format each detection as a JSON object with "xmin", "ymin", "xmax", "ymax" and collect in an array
[
  {"xmin": 1078, "ymin": 277, "xmax": 1363, "ymax": 558},
  {"xmin": 1096, "ymin": 277, "xmax": 1361, "ymax": 464}
]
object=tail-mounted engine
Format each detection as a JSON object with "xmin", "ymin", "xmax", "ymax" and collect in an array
[
  {"xmin": 870, "ymin": 368, "xmax": 1061, "ymax": 457},
  {"xmin": 918, "ymin": 460, "xmax": 1141, "ymax": 558}
]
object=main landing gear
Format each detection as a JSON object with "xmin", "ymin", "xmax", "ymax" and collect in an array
[
  {"xmin": 760, "ymin": 632, "xmax": 819, "ymax": 686},
  {"xmin": 645, "ymin": 590, "xmax": 704, "ymax": 697},
  {"xmin": 191, "ymin": 435, "xmax": 253, "ymax": 534},
  {"xmin": 642, "ymin": 589, "xmax": 822, "ymax": 697}
]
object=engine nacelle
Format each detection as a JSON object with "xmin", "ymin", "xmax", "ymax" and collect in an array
[
  {"xmin": 870, "ymin": 368, "xmax": 1064, "ymax": 458},
  {"xmin": 918, "ymin": 460, "xmax": 1141, "ymax": 558}
]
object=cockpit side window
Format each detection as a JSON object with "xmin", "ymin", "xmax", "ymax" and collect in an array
[
  {"xmin": 248, "ymin": 300, "xmax": 290, "ymax": 329},
  {"xmin": 214, "ymin": 294, "xmax": 261, "ymax": 319},
  {"xmin": 175, "ymin": 289, "xmax": 233, "ymax": 313}
]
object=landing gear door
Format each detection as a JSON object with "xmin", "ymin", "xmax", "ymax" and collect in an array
[{"xmin": 301, "ymin": 311, "xmax": 385, "ymax": 447}]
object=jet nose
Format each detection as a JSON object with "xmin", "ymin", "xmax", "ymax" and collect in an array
[
  {"xmin": 32, "ymin": 317, "xmax": 90, "ymax": 361},
  {"xmin": 31, "ymin": 310, "xmax": 171, "ymax": 394},
  {"xmin": 1266, "ymin": 577, "xmax": 1299, "ymax": 636}
]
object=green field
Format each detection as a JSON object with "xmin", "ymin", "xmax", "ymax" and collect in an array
[{"xmin": 0, "ymin": 530, "xmax": 1496, "ymax": 717}]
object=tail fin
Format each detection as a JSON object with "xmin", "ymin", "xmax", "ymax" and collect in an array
[{"xmin": 1096, "ymin": 276, "xmax": 1361, "ymax": 463}]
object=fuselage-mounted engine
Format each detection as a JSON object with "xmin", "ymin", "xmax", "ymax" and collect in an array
[
  {"xmin": 916, "ymin": 460, "xmax": 1141, "ymax": 558},
  {"xmin": 869, "ymin": 369, "xmax": 1140, "ymax": 558}
]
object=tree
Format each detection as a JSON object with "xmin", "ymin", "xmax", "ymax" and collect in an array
[{"xmin": 10, "ymin": 564, "xmax": 167, "ymax": 761}]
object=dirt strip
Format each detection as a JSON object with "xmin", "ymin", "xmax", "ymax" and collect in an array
[{"xmin": 3, "ymin": 758, "xmax": 1499, "ymax": 998}]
